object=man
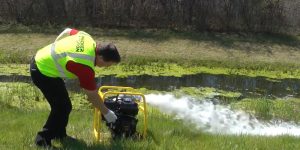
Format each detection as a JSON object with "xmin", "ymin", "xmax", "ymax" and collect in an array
[{"xmin": 30, "ymin": 28, "xmax": 119, "ymax": 147}]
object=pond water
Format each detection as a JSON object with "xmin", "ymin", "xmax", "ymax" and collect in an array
[
  {"xmin": 96, "ymin": 73, "xmax": 300, "ymax": 98},
  {"xmin": 1, "ymin": 73, "xmax": 300, "ymax": 98}
]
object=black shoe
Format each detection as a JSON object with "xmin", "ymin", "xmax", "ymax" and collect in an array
[{"xmin": 35, "ymin": 133, "xmax": 52, "ymax": 147}]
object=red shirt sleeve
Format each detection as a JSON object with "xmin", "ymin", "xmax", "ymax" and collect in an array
[
  {"xmin": 69, "ymin": 29, "xmax": 79, "ymax": 35},
  {"xmin": 66, "ymin": 61, "xmax": 96, "ymax": 91}
]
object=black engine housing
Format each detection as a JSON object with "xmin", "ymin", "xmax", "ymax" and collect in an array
[{"xmin": 103, "ymin": 95, "xmax": 139, "ymax": 138}]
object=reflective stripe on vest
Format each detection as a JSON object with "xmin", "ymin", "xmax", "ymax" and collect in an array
[
  {"xmin": 35, "ymin": 31, "xmax": 96, "ymax": 79},
  {"xmin": 50, "ymin": 42, "xmax": 95, "ymax": 78}
]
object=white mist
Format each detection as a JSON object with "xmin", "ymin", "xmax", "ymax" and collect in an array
[{"xmin": 146, "ymin": 94, "xmax": 300, "ymax": 136}]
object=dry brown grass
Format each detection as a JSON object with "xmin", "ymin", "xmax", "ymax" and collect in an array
[{"xmin": 0, "ymin": 28, "xmax": 299, "ymax": 66}]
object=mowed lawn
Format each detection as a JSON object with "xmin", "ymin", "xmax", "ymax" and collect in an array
[
  {"xmin": 1, "ymin": 104, "xmax": 300, "ymax": 150},
  {"xmin": 1, "ymin": 28, "xmax": 300, "ymax": 65},
  {"xmin": 0, "ymin": 26, "xmax": 300, "ymax": 79}
]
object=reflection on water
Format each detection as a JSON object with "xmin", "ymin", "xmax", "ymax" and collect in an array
[
  {"xmin": 95, "ymin": 74, "xmax": 300, "ymax": 98},
  {"xmin": 1, "ymin": 73, "xmax": 300, "ymax": 98}
]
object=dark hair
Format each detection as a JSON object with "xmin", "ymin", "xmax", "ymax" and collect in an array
[{"xmin": 96, "ymin": 43, "xmax": 121, "ymax": 63}]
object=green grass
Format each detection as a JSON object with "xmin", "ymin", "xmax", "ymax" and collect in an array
[
  {"xmin": 2, "ymin": 24, "xmax": 300, "ymax": 149},
  {"xmin": 2, "ymin": 99, "xmax": 300, "ymax": 150},
  {"xmin": 172, "ymin": 87, "xmax": 242, "ymax": 104},
  {"xmin": 1, "ymin": 62, "xmax": 300, "ymax": 79},
  {"xmin": 0, "ymin": 82, "xmax": 241, "ymax": 109},
  {"xmin": 231, "ymin": 98, "xmax": 300, "ymax": 122},
  {"xmin": 96, "ymin": 61, "xmax": 300, "ymax": 79},
  {"xmin": 0, "ymin": 24, "xmax": 300, "ymax": 79},
  {"xmin": 1, "ymin": 82, "xmax": 300, "ymax": 149},
  {"xmin": 2, "ymin": 81, "xmax": 299, "ymax": 122},
  {"xmin": 0, "ymin": 82, "xmax": 91, "ymax": 110}
]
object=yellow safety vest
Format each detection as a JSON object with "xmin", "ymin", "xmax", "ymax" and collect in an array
[{"xmin": 35, "ymin": 31, "xmax": 96, "ymax": 79}]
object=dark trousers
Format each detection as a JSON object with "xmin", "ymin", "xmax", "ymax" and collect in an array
[{"xmin": 30, "ymin": 58, "xmax": 72, "ymax": 140}]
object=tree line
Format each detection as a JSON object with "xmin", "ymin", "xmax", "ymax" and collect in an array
[{"xmin": 0, "ymin": 0, "xmax": 299, "ymax": 34}]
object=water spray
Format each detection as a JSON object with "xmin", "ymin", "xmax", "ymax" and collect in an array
[{"xmin": 146, "ymin": 94, "xmax": 300, "ymax": 136}]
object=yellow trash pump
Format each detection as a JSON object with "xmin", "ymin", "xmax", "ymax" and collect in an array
[{"xmin": 93, "ymin": 86, "xmax": 147, "ymax": 140}]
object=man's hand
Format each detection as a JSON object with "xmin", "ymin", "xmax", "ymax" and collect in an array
[
  {"xmin": 83, "ymin": 89, "xmax": 117, "ymax": 122},
  {"xmin": 104, "ymin": 109, "xmax": 117, "ymax": 123}
]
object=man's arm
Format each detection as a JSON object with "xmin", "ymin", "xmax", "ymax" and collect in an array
[
  {"xmin": 66, "ymin": 61, "xmax": 117, "ymax": 123},
  {"xmin": 83, "ymin": 89, "xmax": 108, "ymax": 114}
]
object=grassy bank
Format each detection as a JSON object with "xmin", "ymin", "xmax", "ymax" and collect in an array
[
  {"xmin": 3, "ymin": 62, "xmax": 300, "ymax": 79},
  {"xmin": 0, "ymin": 24, "xmax": 300, "ymax": 79},
  {"xmin": 1, "ymin": 82, "xmax": 300, "ymax": 149},
  {"xmin": 231, "ymin": 98, "xmax": 300, "ymax": 122},
  {"xmin": 2, "ymin": 82, "xmax": 300, "ymax": 121},
  {"xmin": 2, "ymin": 106, "xmax": 300, "ymax": 150},
  {"xmin": 1, "ymin": 82, "xmax": 300, "ymax": 123}
]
